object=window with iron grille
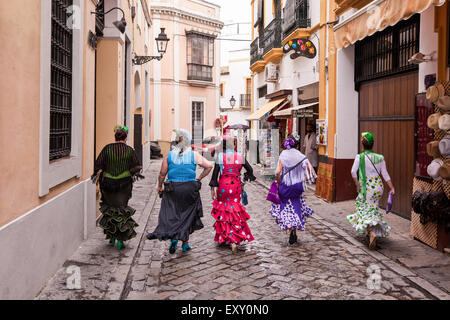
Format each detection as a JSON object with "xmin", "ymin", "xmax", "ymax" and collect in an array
[
  {"xmin": 50, "ymin": 0, "xmax": 73, "ymax": 161},
  {"xmin": 186, "ymin": 32, "xmax": 215, "ymax": 82},
  {"xmin": 355, "ymin": 14, "xmax": 419, "ymax": 88}
]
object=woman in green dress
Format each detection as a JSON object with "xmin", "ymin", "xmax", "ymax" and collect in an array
[
  {"xmin": 92, "ymin": 126, "xmax": 143, "ymax": 250},
  {"xmin": 347, "ymin": 132, "xmax": 395, "ymax": 250}
]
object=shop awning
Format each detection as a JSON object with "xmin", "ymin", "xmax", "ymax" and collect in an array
[
  {"xmin": 273, "ymin": 102, "xmax": 318, "ymax": 117},
  {"xmin": 246, "ymin": 98, "xmax": 286, "ymax": 121},
  {"xmin": 334, "ymin": 0, "xmax": 445, "ymax": 50}
]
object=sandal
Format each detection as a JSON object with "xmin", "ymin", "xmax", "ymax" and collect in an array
[
  {"xmin": 369, "ymin": 231, "xmax": 377, "ymax": 250},
  {"xmin": 169, "ymin": 239, "xmax": 178, "ymax": 254},
  {"xmin": 182, "ymin": 243, "xmax": 191, "ymax": 253}
]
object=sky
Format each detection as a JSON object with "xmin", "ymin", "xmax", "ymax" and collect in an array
[{"xmin": 207, "ymin": 0, "xmax": 252, "ymax": 66}]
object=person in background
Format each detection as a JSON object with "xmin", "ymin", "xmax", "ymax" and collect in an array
[
  {"xmin": 146, "ymin": 129, "xmax": 213, "ymax": 254},
  {"xmin": 347, "ymin": 132, "xmax": 395, "ymax": 250},
  {"xmin": 302, "ymin": 123, "xmax": 319, "ymax": 174},
  {"xmin": 92, "ymin": 126, "xmax": 143, "ymax": 251}
]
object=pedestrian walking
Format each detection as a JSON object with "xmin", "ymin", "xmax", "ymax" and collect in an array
[
  {"xmin": 146, "ymin": 129, "xmax": 213, "ymax": 254},
  {"xmin": 347, "ymin": 132, "xmax": 395, "ymax": 250},
  {"xmin": 269, "ymin": 137, "xmax": 316, "ymax": 244},
  {"xmin": 92, "ymin": 126, "xmax": 143, "ymax": 251},
  {"xmin": 209, "ymin": 135, "xmax": 256, "ymax": 252},
  {"xmin": 302, "ymin": 123, "xmax": 319, "ymax": 174}
]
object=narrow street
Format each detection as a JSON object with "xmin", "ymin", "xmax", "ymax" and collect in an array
[{"xmin": 36, "ymin": 160, "xmax": 450, "ymax": 300}]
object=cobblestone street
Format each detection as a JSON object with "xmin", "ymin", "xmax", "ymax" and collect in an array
[{"xmin": 36, "ymin": 160, "xmax": 450, "ymax": 300}]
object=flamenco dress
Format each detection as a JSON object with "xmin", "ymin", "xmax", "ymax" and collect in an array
[
  {"xmin": 93, "ymin": 143, "xmax": 141, "ymax": 243},
  {"xmin": 209, "ymin": 150, "xmax": 256, "ymax": 245}
]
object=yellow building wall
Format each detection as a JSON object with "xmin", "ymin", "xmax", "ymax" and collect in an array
[{"xmin": 0, "ymin": 0, "xmax": 97, "ymax": 227}]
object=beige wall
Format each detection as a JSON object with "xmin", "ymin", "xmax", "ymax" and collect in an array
[
  {"xmin": 150, "ymin": 0, "xmax": 223, "ymax": 143},
  {"xmin": 0, "ymin": 0, "xmax": 97, "ymax": 227}
]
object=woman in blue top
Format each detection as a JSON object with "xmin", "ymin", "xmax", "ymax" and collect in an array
[{"xmin": 146, "ymin": 129, "xmax": 213, "ymax": 254}]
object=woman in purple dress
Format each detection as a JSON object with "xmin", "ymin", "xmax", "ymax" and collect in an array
[{"xmin": 269, "ymin": 137, "xmax": 316, "ymax": 244}]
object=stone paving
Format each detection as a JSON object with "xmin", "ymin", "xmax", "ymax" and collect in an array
[{"xmin": 36, "ymin": 159, "xmax": 449, "ymax": 300}]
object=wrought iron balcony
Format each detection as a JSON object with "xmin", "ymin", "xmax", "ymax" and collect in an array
[
  {"xmin": 250, "ymin": 37, "xmax": 264, "ymax": 66},
  {"xmin": 240, "ymin": 94, "xmax": 251, "ymax": 108},
  {"xmin": 282, "ymin": 0, "xmax": 311, "ymax": 39},
  {"xmin": 262, "ymin": 18, "xmax": 282, "ymax": 56}
]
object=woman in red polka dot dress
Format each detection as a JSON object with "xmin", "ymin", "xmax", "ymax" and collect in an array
[{"xmin": 209, "ymin": 136, "xmax": 256, "ymax": 252}]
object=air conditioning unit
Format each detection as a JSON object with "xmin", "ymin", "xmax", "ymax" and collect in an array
[{"xmin": 265, "ymin": 63, "xmax": 279, "ymax": 82}]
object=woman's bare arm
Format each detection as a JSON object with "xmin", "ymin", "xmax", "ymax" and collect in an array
[
  {"xmin": 194, "ymin": 152, "xmax": 213, "ymax": 181},
  {"xmin": 275, "ymin": 159, "xmax": 282, "ymax": 184},
  {"xmin": 158, "ymin": 156, "xmax": 169, "ymax": 191}
]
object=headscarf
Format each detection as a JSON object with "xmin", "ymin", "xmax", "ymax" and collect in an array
[{"xmin": 359, "ymin": 132, "xmax": 384, "ymax": 201}]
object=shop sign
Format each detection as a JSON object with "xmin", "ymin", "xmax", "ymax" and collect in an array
[
  {"xmin": 293, "ymin": 108, "xmax": 314, "ymax": 118},
  {"xmin": 283, "ymin": 38, "xmax": 317, "ymax": 60}
]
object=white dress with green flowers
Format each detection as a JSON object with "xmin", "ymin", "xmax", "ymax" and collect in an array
[{"xmin": 347, "ymin": 154, "xmax": 392, "ymax": 238}]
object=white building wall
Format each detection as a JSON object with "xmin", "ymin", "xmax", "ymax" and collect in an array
[
  {"xmin": 336, "ymin": 45, "xmax": 359, "ymax": 159},
  {"xmin": 418, "ymin": 6, "xmax": 439, "ymax": 93}
]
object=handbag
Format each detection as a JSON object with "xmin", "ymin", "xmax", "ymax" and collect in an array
[
  {"xmin": 164, "ymin": 181, "xmax": 174, "ymax": 192},
  {"xmin": 266, "ymin": 157, "xmax": 307, "ymax": 205}
]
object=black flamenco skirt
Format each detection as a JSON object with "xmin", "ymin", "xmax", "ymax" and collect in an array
[
  {"xmin": 147, "ymin": 181, "xmax": 204, "ymax": 242},
  {"xmin": 97, "ymin": 176, "xmax": 139, "ymax": 242}
]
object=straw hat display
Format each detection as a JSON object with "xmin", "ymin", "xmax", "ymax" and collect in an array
[
  {"xmin": 427, "ymin": 141, "xmax": 442, "ymax": 158},
  {"xmin": 427, "ymin": 112, "xmax": 441, "ymax": 130},
  {"xmin": 439, "ymin": 135, "xmax": 450, "ymax": 158},
  {"xmin": 427, "ymin": 158, "xmax": 444, "ymax": 180},
  {"xmin": 436, "ymin": 95, "xmax": 450, "ymax": 112},
  {"xmin": 438, "ymin": 113, "xmax": 450, "ymax": 131},
  {"xmin": 426, "ymin": 82, "xmax": 445, "ymax": 103},
  {"xmin": 438, "ymin": 159, "xmax": 450, "ymax": 180}
]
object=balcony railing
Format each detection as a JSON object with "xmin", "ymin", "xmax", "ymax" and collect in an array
[
  {"xmin": 250, "ymin": 37, "xmax": 264, "ymax": 66},
  {"xmin": 282, "ymin": 0, "xmax": 311, "ymax": 39},
  {"xmin": 240, "ymin": 94, "xmax": 251, "ymax": 108},
  {"xmin": 262, "ymin": 18, "xmax": 282, "ymax": 55}
]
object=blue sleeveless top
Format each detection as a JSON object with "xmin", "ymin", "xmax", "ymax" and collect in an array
[{"xmin": 167, "ymin": 149, "xmax": 197, "ymax": 182}]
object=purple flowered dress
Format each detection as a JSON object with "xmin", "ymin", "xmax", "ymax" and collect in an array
[{"xmin": 269, "ymin": 149, "xmax": 316, "ymax": 231}]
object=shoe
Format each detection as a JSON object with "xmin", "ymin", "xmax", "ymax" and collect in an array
[
  {"xmin": 182, "ymin": 243, "xmax": 191, "ymax": 253},
  {"xmin": 289, "ymin": 230, "xmax": 296, "ymax": 244},
  {"xmin": 293, "ymin": 232, "xmax": 298, "ymax": 243},
  {"xmin": 231, "ymin": 243, "xmax": 237, "ymax": 253},
  {"xmin": 169, "ymin": 240, "xmax": 178, "ymax": 254},
  {"xmin": 109, "ymin": 237, "xmax": 116, "ymax": 245},
  {"xmin": 117, "ymin": 241, "xmax": 125, "ymax": 251},
  {"xmin": 369, "ymin": 231, "xmax": 377, "ymax": 250}
]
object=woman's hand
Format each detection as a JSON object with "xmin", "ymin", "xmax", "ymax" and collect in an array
[
  {"xmin": 356, "ymin": 184, "xmax": 361, "ymax": 193},
  {"xmin": 390, "ymin": 188, "xmax": 395, "ymax": 195},
  {"xmin": 157, "ymin": 186, "xmax": 163, "ymax": 195},
  {"xmin": 211, "ymin": 188, "xmax": 216, "ymax": 200}
]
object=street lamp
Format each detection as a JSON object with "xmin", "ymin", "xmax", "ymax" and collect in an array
[
  {"xmin": 91, "ymin": 7, "xmax": 127, "ymax": 34},
  {"xmin": 133, "ymin": 28, "xmax": 171, "ymax": 65},
  {"xmin": 230, "ymin": 96, "xmax": 236, "ymax": 108}
]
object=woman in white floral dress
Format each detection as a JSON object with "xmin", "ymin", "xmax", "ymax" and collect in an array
[{"xmin": 347, "ymin": 132, "xmax": 395, "ymax": 250}]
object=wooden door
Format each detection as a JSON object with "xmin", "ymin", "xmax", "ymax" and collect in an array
[
  {"xmin": 134, "ymin": 114, "xmax": 143, "ymax": 166},
  {"xmin": 359, "ymin": 72, "xmax": 418, "ymax": 218}
]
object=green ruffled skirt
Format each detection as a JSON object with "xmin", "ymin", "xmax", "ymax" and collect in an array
[{"xmin": 98, "ymin": 176, "xmax": 139, "ymax": 242}]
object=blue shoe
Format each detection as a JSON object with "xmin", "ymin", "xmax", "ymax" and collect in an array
[
  {"xmin": 169, "ymin": 240, "xmax": 178, "ymax": 254},
  {"xmin": 182, "ymin": 243, "xmax": 191, "ymax": 253}
]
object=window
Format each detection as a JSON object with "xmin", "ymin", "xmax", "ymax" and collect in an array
[
  {"xmin": 258, "ymin": 85, "xmax": 267, "ymax": 98},
  {"xmin": 187, "ymin": 32, "xmax": 215, "ymax": 82},
  {"xmin": 50, "ymin": 0, "xmax": 73, "ymax": 161},
  {"xmin": 220, "ymin": 83, "xmax": 224, "ymax": 97},
  {"xmin": 355, "ymin": 14, "xmax": 419, "ymax": 87},
  {"xmin": 95, "ymin": 0, "xmax": 105, "ymax": 36}
]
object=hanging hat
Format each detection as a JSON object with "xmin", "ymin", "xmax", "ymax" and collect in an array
[
  {"xmin": 426, "ymin": 83, "xmax": 445, "ymax": 103},
  {"xmin": 427, "ymin": 113, "xmax": 441, "ymax": 130},
  {"xmin": 438, "ymin": 159, "xmax": 450, "ymax": 180},
  {"xmin": 436, "ymin": 95, "xmax": 450, "ymax": 112},
  {"xmin": 427, "ymin": 141, "xmax": 442, "ymax": 159},
  {"xmin": 438, "ymin": 113, "xmax": 450, "ymax": 131},
  {"xmin": 439, "ymin": 135, "xmax": 450, "ymax": 158},
  {"xmin": 427, "ymin": 158, "xmax": 444, "ymax": 180}
]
